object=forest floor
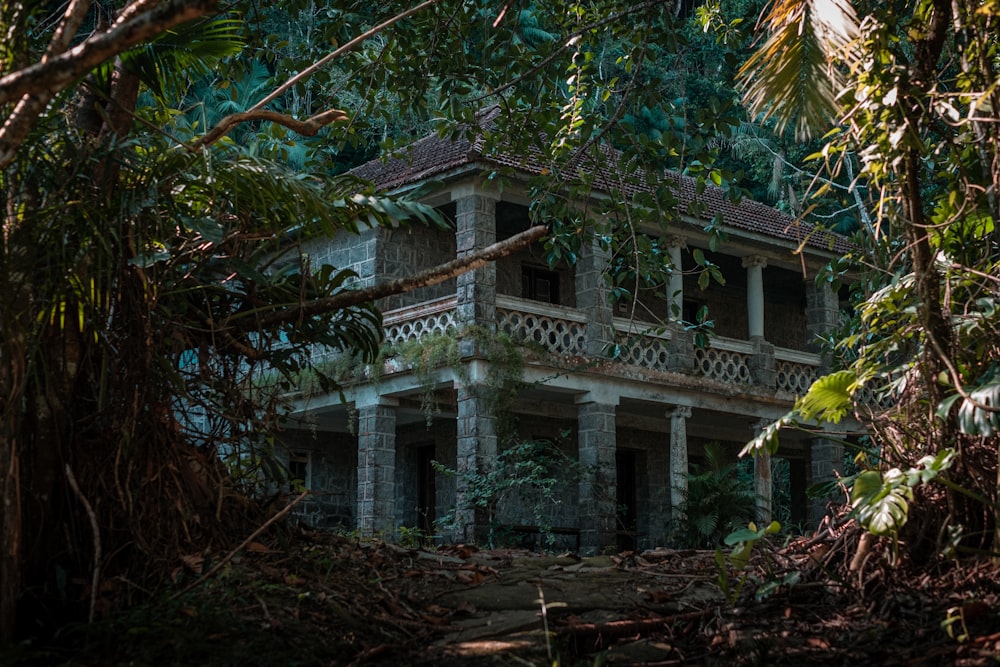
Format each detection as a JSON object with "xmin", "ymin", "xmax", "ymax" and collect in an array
[{"xmin": 7, "ymin": 524, "xmax": 1000, "ymax": 666}]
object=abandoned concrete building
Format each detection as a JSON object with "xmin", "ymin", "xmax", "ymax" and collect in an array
[{"xmin": 281, "ymin": 120, "xmax": 852, "ymax": 554}]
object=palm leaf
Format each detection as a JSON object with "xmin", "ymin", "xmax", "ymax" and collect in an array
[
  {"xmin": 124, "ymin": 16, "xmax": 245, "ymax": 102},
  {"xmin": 737, "ymin": 0, "xmax": 859, "ymax": 140}
]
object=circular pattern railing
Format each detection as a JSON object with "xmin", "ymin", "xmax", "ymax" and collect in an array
[
  {"xmin": 776, "ymin": 360, "xmax": 817, "ymax": 395},
  {"xmin": 384, "ymin": 308, "xmax": 457, "ymax": 344},
  {"xmin": 497, "ymin": 309, "xmax": 586, "ymax": 356},
  {"xmin": 695, "ymin": 347, "xmax": 753, "ymax": 384}
]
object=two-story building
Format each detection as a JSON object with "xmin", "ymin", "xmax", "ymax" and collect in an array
[{"xmin": 281, "ymin": 115, "xmax": 851, "ymax": 553}]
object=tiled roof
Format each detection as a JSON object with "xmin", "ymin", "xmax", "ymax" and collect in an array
[{"xmin": 350, "ymin": 112, "xmax": 852, "ymax": 255}]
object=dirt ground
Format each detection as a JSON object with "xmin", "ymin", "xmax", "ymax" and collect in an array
[{"xmin": 12, "ymin": 526, "xmax": 1000, "ymax": 666}]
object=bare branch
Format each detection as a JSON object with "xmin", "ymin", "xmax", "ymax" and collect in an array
[
  {"xmin": 187, "ymin": 108, "xmax": 348, "ymax": 152},
  {"xmin": 43, "ymin": 0, "xmax": 94, "ymax": 61},
  {"xmin": 0, "ymin": 0, "xmax": 219, "ymax": 106},
  {"xmin": 254, "ymin": 224, "xmax": 547, "ymax": 329},
  {"xmin": 248, "ymin": 0, "xmax": 443, "ymax": 114}
]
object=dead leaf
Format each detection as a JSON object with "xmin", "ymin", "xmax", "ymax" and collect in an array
[{"xmin": 180, "ymin": 554, "xmax": 204, "ymax": 574}]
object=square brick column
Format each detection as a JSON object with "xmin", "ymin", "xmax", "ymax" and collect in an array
[
  {"xmin": 810, "ymin": 437, "xmax": 844, "ymax": 523},
  {"xmin": 454, "ymin": 383, "xmax": 498, "ymax": 543},
  {"xmin": 575, "ymin": 233, "xmax": 614, "ymax": 357},
  {"xmin": 356, "ymin": 399, "xmax": 398, "ymax": 536},
  {"xmin": 455, "ymin": 192, "xmax": 498, "ymax": 333},
  {"xmin": 577, "ymin": 396, "xmax": 618, "ymax": 554},
  {"xmin": 669, "ymin": 406, "xmax": 692, "ymax": 528},
  {"xmin": 805, "ymin": 280, "xmax": 840, "ymax": 367}
]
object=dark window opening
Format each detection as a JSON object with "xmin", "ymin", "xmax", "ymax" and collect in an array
[
  {"xmin": 288, "ymin": 450, "xmax": 310, "ymax": 491},
  {"xmin": 522, "ymin": 265, "xmax": 560, "ymax": 304},
  {"xmin": 416, "ymin": 444, "xmax": 437, "ymax": 534},
  {"xmin": 683, "ymin": 300, "xmax": 707, "ymax": 325},
  {"xmin": 617, "ymin": 450, "xmax": 638, "ymax": 551}
]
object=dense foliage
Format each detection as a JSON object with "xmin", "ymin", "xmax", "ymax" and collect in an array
[
  {"xmin": 741, "ymin": 0, "xmax": 1000, "ymax": 562},
  {"xmin": 4, "ymin": 0, "xmax": 999, "ymax": 645},
  {"xmin": 0, "ymin": 0, "xmax": 782, "ymax": 640}
]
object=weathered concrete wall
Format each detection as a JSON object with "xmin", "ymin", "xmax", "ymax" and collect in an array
[{"xmin": 496, "ymin": 248, "xmax": 576, "ymax": 307}]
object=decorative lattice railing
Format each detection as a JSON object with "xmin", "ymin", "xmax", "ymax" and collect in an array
[
  {"xmin": 383, "ymin": 296, "xmax": 458, "ymax": 345},
  {"xmin": 695, "ymin": 338, "xmax": 753, "ymax": 384},
  {"xmin": 612, "ymin": 319, "xmax": 673, "ymax": 372},
  {"xmin": 774, "ymin": 349, "xmax": 821, "ymax": 395},
  {"xmin": 496, "ymin": 296, "xmax": 587, "ymax": 356}
]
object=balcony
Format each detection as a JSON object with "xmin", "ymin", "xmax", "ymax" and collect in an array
[{"xmin": 376, "ymin": 295, "xmax": 821, "ymax": 395}]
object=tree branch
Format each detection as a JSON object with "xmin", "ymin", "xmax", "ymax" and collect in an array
[
  {"xmin": 43, "ymin": 0, "xmax": 93, "ymax": 62},
  {"xmin": 247, "ymin": 0, "xmax": 443, "ymax": 115},
  {"xmin": 0, "ymin": 0, "xmax": 219, "ymax": 168},
  {"xmin": 254, "ymin": 224, "xmax": 547, "ymax": 329},
  {"xmin": 186, "ymin": 108, "xmax": 348, "ymax": 152},
  {"xmin": 0, "ymin": 0, "xmax": 219, "ymax": 105}
]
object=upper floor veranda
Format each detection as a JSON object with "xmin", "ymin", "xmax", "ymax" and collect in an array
[{"xmin": 302, "ymin": 171, "xmax": 850, "ymax": 406}]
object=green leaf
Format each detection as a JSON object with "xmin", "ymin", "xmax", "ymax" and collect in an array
[
  {"xmin": 858, "ymin": 485, "xmax": 911, "ymax": 536},
  {"xmin": 797, "ymin": 370, "xmax": 855, "ymax": 423},
  {"xmin": 955, "ymin": 382, "xmax": 1000, "ymax": 437},
  {"xmin": 850, "ymin": 470, "xmax": 883, "ymax": 505}
]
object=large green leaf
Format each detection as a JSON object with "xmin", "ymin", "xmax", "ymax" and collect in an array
[{"xmin": 796, "ymin": 370, "xmax": 855, "ymax": 423}]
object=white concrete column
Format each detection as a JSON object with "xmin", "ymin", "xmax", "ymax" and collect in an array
[
  {"xmin": 666, "ymin": 236, "xmax": 685, "ymax": 323},
  {"xmin": 742, "ymin": 255, "xmax": 767, "ymax": 340},
  {"xmin": 750, "ymin": 419, "xmax": 773, "ymax": 525},
  {"xmin": 669, "ymin": 406, "xmax": 692, "ymax": 525}
]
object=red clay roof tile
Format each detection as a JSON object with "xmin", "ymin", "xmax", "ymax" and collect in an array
[{"xmin": 350, "ymin": 113, "xmax": 852, "ymax": 255}]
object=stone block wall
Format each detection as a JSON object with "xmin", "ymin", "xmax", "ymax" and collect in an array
[
  {"xmin": 379, "ymin": 224, "xmax": 457, "ymax": 311},
  {"xmin": 280, "ymin": 429, "xmax": 357, "ymax": 530},
  {"xmin": 493, "ymin": 415, "xmax": 580, "ymax": 531},
  {"xmin": 300, "ymin": 228, "xmax": 378, "ymax": 288}
]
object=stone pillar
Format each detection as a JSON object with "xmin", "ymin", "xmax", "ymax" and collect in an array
[
  {"xmin": 454, "ymin": 383, "xmax": 498, "ymax": 543},
  {"xmin": 455, "ymin": 191, "xmax": 498, "ymax": 335},
  {"xmin": 750, "ymin": 419, "xmax": 773, "ymax": 525},
  {"xmin": 664, "ymin": 237, "xmax": 695, "ymax": 372},
  {"xmin": 666, "ymin": 236, "xmax": 685, "ymax": 323},
  {"xmin": 810, "ymin": 437, "xmax": 844, "ymax": 524},
  {"xmin": 742, "ymin": 255, "xmax": 767, "ymax": 340},
  {"xmin": 575, "ymin": 233, "xmax": 615, "ymax": 356},
  {"xmin": 805, "ymin": 279, "xmax": 840, "ymax": 366},
  {"xmin": 750, "ymin": 337, "xmax": 777, "ymax": 387},
  {"xmin": 577, "ymin": 396, "xmax": 618, "ymax": 554},
  {"xmin": 669, "ymin": 406, "xmax": 692, "ymax": 527},
  {"xmin": 356, "ymin": 399, "xmax": 398, "ymax": 536}
]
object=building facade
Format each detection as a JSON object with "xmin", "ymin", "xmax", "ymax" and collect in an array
[{"xmin": 281, "ymin": 123, "xmax": 852, "ymax": 553}]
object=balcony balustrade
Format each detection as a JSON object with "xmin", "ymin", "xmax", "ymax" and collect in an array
[{"xmin": 372, "ymin": 295, "xmax": 823, "ymax": 394}]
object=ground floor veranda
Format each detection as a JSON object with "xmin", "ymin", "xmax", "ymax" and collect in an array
[{"xmin": 284, "ymin": 353, "xmax": 847, "ymax": 554}]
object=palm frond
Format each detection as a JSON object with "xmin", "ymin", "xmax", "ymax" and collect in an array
[
  {"xmin": 125, "ymin": 16, "xmax": 245, "ymax": 102},
  {"xmin": 737, "ymin": 0, "xmax": 859, "ymax": 140}
]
